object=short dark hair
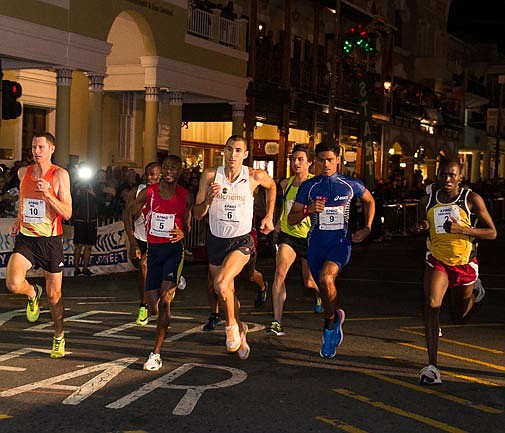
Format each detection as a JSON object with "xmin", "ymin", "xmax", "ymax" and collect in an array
[
  {"xmin": 291, "ymin": 143, "xmax": 315, "ymax": 163},
  {"xmin": 315, "ymin": 141, "xmax": 340, "ymax": 157},
  {"xmin": 163, "ymin": 155, "xmax": 182, "ymax": 166},
  {"xmin": 225, "ymin": 135, "xmax": 248, "ymax": 150},
  {"xmin": 144, "ymin": 161, "xmax": 161, "ymax": 172},
  {"xmin": 438, "ymin": 158, "xmax": 462, "ymax": 173},
  {"xmin": 33, "ymin": 132, "xmax": 56, "ymax": 146}
]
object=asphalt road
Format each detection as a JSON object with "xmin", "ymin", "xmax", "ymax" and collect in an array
[{"xmin": 0, "ymin": 231, "xmax": 504, "ymax": 433}]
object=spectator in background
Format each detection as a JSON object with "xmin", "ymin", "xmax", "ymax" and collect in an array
[
  {"xmin": 72, "ymin": 169, "xmax": 99, "ymax": 276},
  {"xmin": 0, "ymin": 175, "xmax": 18, "ymax": 217},
  {"xmin": 99, "ymin": 185, "xmax": 118, "ymax": 221}
]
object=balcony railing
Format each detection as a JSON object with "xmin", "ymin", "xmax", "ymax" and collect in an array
[{"xmin": 187, "ymin": 6, "xmax": 241, "ymax": 49}]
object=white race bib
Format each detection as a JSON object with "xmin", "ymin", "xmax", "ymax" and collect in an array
[
  {"xmin": 434, "ymin": 205, "xmax": 460, "ymax": 234},
  {"xmin": 319, "ymin": 206, "xmax": 344, "ymax": 230},
  {"xmin": 149, "ymin": 212, "xmax": 175, "ymax": 238},
  {"xmin": 23, "ymin": 199, "xmax": 46, "ymax": 223}
]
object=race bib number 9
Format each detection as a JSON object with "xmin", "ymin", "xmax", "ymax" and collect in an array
[
  {"xmin": 434, "ymin": 205, "xmax": 460, "ymax": 234},
  {"xmin": 319, "ymin": 206, "xmax": 344, "ymax": 230},
  {"xmin": 23, "ymin": 198, "xmax": 46, "ymax": 223},
  {"xmin": 150, "ymin": 212, "xmax": 175, "ymax": 238}
]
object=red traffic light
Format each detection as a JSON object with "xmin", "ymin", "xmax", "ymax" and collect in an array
[{"xmin": 1, "ymin": 80, "xmax": 23, "ymax": 120}]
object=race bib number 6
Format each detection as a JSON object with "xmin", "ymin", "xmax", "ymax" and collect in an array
[
  {"xmin": 23, "ymin": 198, "xmax": 46, "ymax": 223},
  {"xmin": 150, "ymin": 212, "xmax": 175, "ymax": 237}
]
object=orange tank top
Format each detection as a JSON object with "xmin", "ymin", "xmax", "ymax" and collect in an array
[{"xmin": 19, "ymin": 164, "xmax": 63, "ymax": 237}]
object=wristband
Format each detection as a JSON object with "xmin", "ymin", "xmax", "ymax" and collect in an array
[{"xmin": 303, "ymin": 205, "xmax": 310, "ymax": 217}]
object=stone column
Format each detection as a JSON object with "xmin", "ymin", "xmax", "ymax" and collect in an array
[
  {"xmin": 167, "ymin": 91, "xmax": 183, "ymax": 156},
  {"xmin": 86, "ymin": 73, "xmax": 104, "ymax": 169},
  {"xmin": 425, "ymin": 158, "xmax": 437, "ymax": 183},
  {"xmin": 231, "ymin": 103, "xmax": 245, "ymax": 136},
  {"xmin": 470, "ymin": 151, "xmax": 481, "ymax": 183},
  {"xmin": 144, "ymin": 86, "xmax": 159, "ymax": 166},
  {"xmin": 237, "ymin": 18, "xmax": 248, "ymax": 51},
  {"xmin": 54, "ymin": 67, "xmax": 72, "ymax": 167},
  {"xmin": 211, "ymin": 8, "xmax": 221, "ymax": 43},
  {"xmin": 482, "ymin": 150, "xmax": 491, "ymax": 180}
]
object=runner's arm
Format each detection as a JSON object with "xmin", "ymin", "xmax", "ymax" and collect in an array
[
  {"xmin": 447, "ymin": 192, "xmax": 497, "ymax": 239},
  {"xmin": 411, "ymin": 195, "xmax": 429, "ymax": 232},
  {"xmin": 44, "ymin": 168, "xmax": 72, "ymax": 221},
  {"xmin": 256, "ymin": 170, "xmax": 276, "ymax": 234},
  {"xmin": 193, "ymin": 169, "xmax": 217, "ymax": 221}
]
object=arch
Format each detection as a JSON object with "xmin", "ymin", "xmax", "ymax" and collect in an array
[{"xmin": 107, "ymin": 10, "xmax": 157, "ymax": 66}]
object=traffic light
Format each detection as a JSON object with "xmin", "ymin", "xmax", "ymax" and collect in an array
[{"xmin": 1, "ymin": 80, "xmax": 23, "ymax": 120}]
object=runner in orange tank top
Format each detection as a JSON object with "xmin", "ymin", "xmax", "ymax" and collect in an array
[{"xmin": 5, "ymin": 132, "xmax": 72, "ymax": 358}]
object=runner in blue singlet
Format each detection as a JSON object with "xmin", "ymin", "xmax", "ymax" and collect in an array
[{"xmin": 288, "ymin": 142, "xmax": 375, "ymax": 359}]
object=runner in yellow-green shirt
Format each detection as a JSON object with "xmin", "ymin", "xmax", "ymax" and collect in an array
[{"xmin": 267, "ymin": 144, "xmax": 321, "ymax": 336}]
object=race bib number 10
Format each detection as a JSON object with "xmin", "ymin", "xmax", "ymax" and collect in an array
[
  {"xmin": 150, "ymin": 212, "xmax": 175, "ymax": 237},
  {"xmin": 23, "ymin": 199, "xmax": 46, "ymax": 223}
]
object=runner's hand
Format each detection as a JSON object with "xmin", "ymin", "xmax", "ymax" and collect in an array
[
  {"xmin": 259, "ymin": 216, "xmax": 274, "ymax": 235},
  {"xmin": 206, "ymin": 183, "xmax": 220, "ymax": 205},
  {"xmin": 351, "ymin": 227, "xmax": 370, "ymax": 243},
  {"xmin": 169, "ymin": 224, "xmax": 185, "ymax": 243}
]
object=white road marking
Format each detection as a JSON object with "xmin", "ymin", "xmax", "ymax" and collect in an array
[{"xmin": 106, "ymin": 363, "xmax": 247, "ymax": 415}]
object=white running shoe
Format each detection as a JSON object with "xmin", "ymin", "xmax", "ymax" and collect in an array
[
  {"xmin": 178, "ymin": 275, "xmax": 186, "ymax": 290},
  {"xmin": 225, "ymin": 324, "xmax": 241, "ymax": 352},
  {"xmin": 143, "ymin": 352, "xmax": 162, "ymax": 371},
  {"xmin": 473, "ymin": 278, "xmax": 485, "ymax": 303},
  {"xmin": 237, "ymin": 324, "xmax": 250, "ymax": 360},
  {"xmin": 419, "ymin": 364, "xmax": 442, "ymax": 385}
]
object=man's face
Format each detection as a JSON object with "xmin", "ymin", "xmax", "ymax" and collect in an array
[
  {"xmin": 316, "ymin": 150, "xmax": 339, "ymax": 177},
  {"xmin": 290, "ymin": 151, "xmax": 312, "ymax": 174},
  {"xmin": 32, "ymin": 137, "xmax": 54, "ymax": 164},
  {"xmin": 224, "ymin": 139, "xmax": 248, "ymax": 169},
  {"xmin": 437, "ymin": 163, "xmax": 462, "ymax": 193},
  {"xmin": 145, "ymin": 166, "xmax": 161, "ymax": 186},
  {"xmin": 161, "ymin": 159, "xmax": 181, "ymax": 184}
]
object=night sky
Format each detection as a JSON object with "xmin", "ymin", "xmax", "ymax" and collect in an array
[{"xmin": 447, "ymin": 0, "xmax": 505, "ymax": 52}]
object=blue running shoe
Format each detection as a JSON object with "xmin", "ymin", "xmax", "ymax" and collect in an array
[
  {"xmin": 334, "ymin": 309, "xmax": 346, "ymax": 347},
  {"xmin": 320, "ymin": 328, "xmax": 337, "ymax": 358}
]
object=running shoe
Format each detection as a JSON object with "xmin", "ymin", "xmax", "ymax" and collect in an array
[
  {"xmin": 266, "ymin": 320, "xmax": 285, "ymax": 336},
  {"xmin": 314, "ymin": 294, "xmax": 323, "ymax": 313},
  {"xmin": 136, "ymin": 305, "xmax": 149, "ymax": 326},
  {"xmin": 143, "ymin": 352, "xmax": 162, "ymax": 371},
  {"xmin": 320, "ymin": 309, "xmax": 345, "ymax": 358},
  {"xmin": 203, "ymin": 314, "xmax": 223, "ymax": 331},
  {"xmin": 50, "ymin": 336, "xmax": 66, "ymax": 358},
  {"xmin": 320, "ymin": 328, "xmax": 337, "ymax": 358},
  {"xmin": 473, "ymin": 278, "xmax": 485, "ymax": 303},
  {"xmin": 419, "ymin": 364, "xmax": 442, "ymax": 385},
  {"xmin": 26, "ymin": 283, "xmax": 42, "ymax": 323},
  {"xmin": 334, "ymin": 309, "xmax": 346, "ymax": 347},
  {"xmin": 254, "ymin": 281, "xmax": 268, "ymax": 308},
  {"xmin": 177, "ymin": 275, "xmax": 187, "ymax": 290},
  {"xmin": 237, "ymin": 324, "xmax": 250, "ymax": 360},
  {"xmin": 82, "ymin": 269, "xmax": 93, "ymax": 276},
  {"xmin": 225, "ymin": 324, "xmax": 241, "ymax": 352}
]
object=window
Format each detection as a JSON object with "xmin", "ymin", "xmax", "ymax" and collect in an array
[{"xmin": 118, "ymin": 92, "xmax": 135, "ymax": 162}]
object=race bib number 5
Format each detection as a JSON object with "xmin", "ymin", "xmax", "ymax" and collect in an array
[
  {"xmin": 434, "ymin": 205, "xmax": 460, "ymax": 234},
  {"xmin": 23, "ymin": 198, "xmax": 46, "ymax": 223},
  {"xmin": 150, "ymin": 212, "xmax": 175, "ymax": 238},
  {"xmin": 319, "ymin": 206, "xmax": 344, "ymax": 230}
]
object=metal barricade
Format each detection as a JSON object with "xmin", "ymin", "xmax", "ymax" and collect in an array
[{"xmin": 382, "ymin": 201, "xmax": 419, "ymax": 237}]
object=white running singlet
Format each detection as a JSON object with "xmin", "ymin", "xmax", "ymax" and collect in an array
[
  {"xmin": 134, "ymin": 183, "xmax": 147, "ymax": 242},
  {"xmin": 209, "ymin": 165, "xmax": 253, "ymax": 238}
]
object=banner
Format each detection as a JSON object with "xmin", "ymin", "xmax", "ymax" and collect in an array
[
  {"xmin": 356, "ymin": 70, "xmax": 375, "ymax": 190},
  {"xmin": 0, "ymin": 219, "xmax": 135, "ymax": 279}
]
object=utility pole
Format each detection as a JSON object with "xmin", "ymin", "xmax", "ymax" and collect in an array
[{"xmin": 494, "ymin": 75, "xmax": 504, "ymax": 180}]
